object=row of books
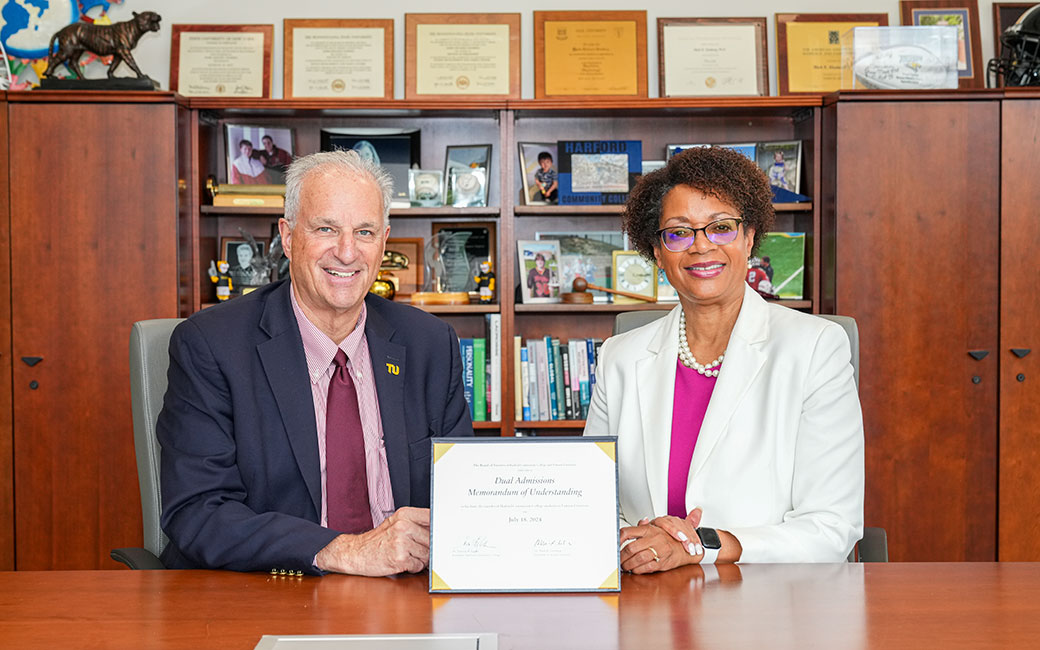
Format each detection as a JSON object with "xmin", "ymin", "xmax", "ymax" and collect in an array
[
  {"xmin": 458, "ymin": 314, "xmax": 502, "ymax": 422},
  {"xmin": 515, "ymin": 336, "xmax": 603, "ymax": 422}
]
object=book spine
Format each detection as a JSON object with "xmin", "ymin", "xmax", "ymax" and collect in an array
[
  {"xmin": 534, "ymin": 340, "xmax": 550, "ymax": 421},
  {"xmin": 460, "ymin": 339, "xmax": 475, "ymax": 420},
  {"xmin": 559, "ymin": 342, "xmax": 573, "ymax": 420},
  {"xmin": 544, "ymin": 336, "xmax": 559, "ymax": 420},
  {"xmin": 578, "ymin": 338, "xmax": 591, "ymax": 420},
  {"xmin": 488, "ymin": 314, "xmax": 502, "ymax": 422},
  {"xmin": 472, "ymin": 338, "xmax": 487, "ymax": 422},
  {"xmin": 514, "ymin": 335, "xmax": 523, "ymax": 421},
  {"xmin": 586, "ymin": 339, "xmax": 597, "ymax": 391},
  {"xmin": 520, "ymin": 345, "xmax": 531, "ymax": 421}
]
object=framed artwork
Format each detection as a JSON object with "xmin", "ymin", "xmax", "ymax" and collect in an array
[
  {"xmin": 431, "ymin": 222, "xmax": 496, "ymax": 297},
  {"xmin": 557, "ymin": 140, "xmax": 642, "ymax": 206},
  {"xmin": 409, "ymin": 169, "xmax": 444, "ymax": 207},
  {"xmin": 534, "ymin": 10, "xmax": 648, "ymax": 99},
  {"xmin": 224, "ymin": 124, "xmax": 295, "ymax": 185},
  {"xmin": 405, "ymin": 13, "xmax": 521, "ymax": 100},
  {"xmin": 170, "ymin": 24, "xmax": 274, "ymax": 98},
  {"xmin": 900, "ymin": 1, "xmax": 984, "ymax": 88},
  {"xmin": 382, "ymin": 237, "xmax": 424, "ymax": 298},
  {"xmin": 775, "ymin": 13, "xmax": 889, "ymax": 94},
  {"xmin": 657, "ymin": 17, "xmax": 768, "ymax": 97},
  {"xmin": 612, "ymin": 251, "xmax": 657, "ymax": 304},
  {"xmin": 535, "ymin": 231, "xmax": 625, "ymax": 302},
  {"xmin": 443, "ymin": 144, "xmax": 492, "ymax": 207},
  {"xmin": 517, "ymin": 239, "xmax": 562, "ymax": 304},
  {"xmin": 320, "ymin": 129, "xmax": 421, "ymax": 206},
  {"xmin": 993, "ymin": 3, "xmax": 1034, "ymax": 45},
  {"xmin": 283, "ymin": 19, "xmax": 393, "ymax": 99},
  {"xmin": 756, "ymin": 141, "xmax": 803, "ymax": 194},
  {"xmin": 518, "ymin": 142, "xmax": 558, "ymax": 205},
  {"xmin": 220, "ymin": 237, "xmax": 269, "ymax": 291}
]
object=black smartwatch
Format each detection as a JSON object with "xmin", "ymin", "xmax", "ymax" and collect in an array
[{"xmin": 696, "ymin": 527, "xmax": 722, "ymax": 564}]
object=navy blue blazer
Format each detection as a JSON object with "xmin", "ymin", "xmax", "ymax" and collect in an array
[{"xmin": 157, "ymin": 279, "xmax": 474, "ymax": 573}]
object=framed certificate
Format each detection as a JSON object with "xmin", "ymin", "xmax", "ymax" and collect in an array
[
  {"xmin": 404, "ymin": 13, "xmax": 520, "ymax": 100},
  {"xmin": 170, "ymin": 24, "xmax": 274, "ymax": 98},
  {"xmin": 658, "ymin": 17, "xmax": 768, "ymax": 97},
  {"xmin": 534, "ymin": 10, "xmax": 648, "ymax": 99},
  {"xmin": 900, "ymin": 1, "xmax": 984, "ymax": 88},
  {"xmin": 283, "ymin": 19, "xmax": 393, "ymax": 99},
  {"xmin": 429, "ymin": 437, "xmax": 620, "ymax": 593},
  {"xmin": 776, "ymin": 13, "xmax": 888, "ymax": 94}
]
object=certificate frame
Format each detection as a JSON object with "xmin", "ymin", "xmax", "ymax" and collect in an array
[
  {"xmin": 657, "ymin": 17, "xmax": 768, "ymax": 97},
  {"xmin": 993, "ymin": 3, "xmax": 1034, "ymax": 45},
  {"xmin": 404, "ymin": 13, "xmax": 521, "ymax": 100},
  {"xmin": 429, "ymin": 437, "xmax": 620, "ymax": 594},
  {"xmin": 283, "ymin": 19, "xmax": 393, "ymax": 99},
  {"xmin": 534, "ymin": 10, "xmax": 648, "ymax": 100},
  {"xmin": 900, "ymin": 0, "xmax": 984, "ymax": 88},
  {"xmin": 775, "ymin": 13, "xmax": 888, "ymax": 95},
  {"xmin": 170, "ymin": 24, "xmax": 274, "ymax": 98}
]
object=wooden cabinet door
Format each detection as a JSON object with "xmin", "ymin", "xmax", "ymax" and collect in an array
[
  {"xmin": 8, "ymin": 99, "xmax": 179, "ymax": 569},
  {"xmin": 0, "ymin": 99, "xmax": 12, "ymax": 570},
  {"xmin": 830, "ymin": 99, "xmax": 1000, "ymax": 561},
  {"xmin": 999, "ymin": 98, "xmax": 1040, "ymax": 561}
]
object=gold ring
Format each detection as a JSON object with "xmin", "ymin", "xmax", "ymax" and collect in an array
[{"xmin": 649, "ymin": 546, "xmax": 660, "ymax": 562}]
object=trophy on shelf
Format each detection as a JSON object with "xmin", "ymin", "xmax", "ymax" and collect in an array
[{"xmin": 410, "ymin": 231, "xmax": 473, "ymax": 305}]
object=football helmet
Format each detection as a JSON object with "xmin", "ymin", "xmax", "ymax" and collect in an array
[{"xmin": 988, "ymin": 4, "xmax": 1040, "ymax": 87}]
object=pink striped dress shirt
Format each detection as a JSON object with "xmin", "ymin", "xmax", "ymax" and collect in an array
[{"xmin": 290, "ymin": 287, "xmax": 395, "ymax": 529}]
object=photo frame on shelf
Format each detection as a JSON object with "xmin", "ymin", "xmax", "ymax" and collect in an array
[
  {"xmin": 283, "ymin": 19, "xmax": 393, "ymax": 99},
  {"xmin": 409, "ymin": 169, "xmax": 444, "ymax": 207},
  {"xmin": 754, "ymin": 232, "xmax": 807, "ymax": 300},
  {"xmin": 170, "ymin": 24, "xmax": 274, "ymax": 98},
  {"xmin": 900, "ymin": 1, "xmax": 984, "ymax": 88},
  {"xmin": 775, "ymin": 13, "xmax": 889, "ymax": 94},
  {"xmin": 224, "ymin": 124, "xmax": 295, "ymax": 185},
  {"xmin": 657, "ymin": 17, "xmax": 768, "ymax": 97},
  {"xmin": 667, "ymin": 143, "xmax": 757, "ymax": 162},
  {"xmin": 431, "ymin": 222, "xmax": 496, "ymax": 297},
  {"xmin": 993, "ymin": 3, "xmax": 1035, "ymax": 45},
  {"xmin": 443, "ymin": 144, "xmax": 492, "ymax": 207},
  {"xmin": 518, "ymin": 239, "xmax": 562, "ymax": 304},
  {"xmin": 656, "ymin": 268, "xmax": 679, "ymax": 302},
  {"xmin": 534, "ymin": 10, "xmax": 648, "ymax": 99},
  {"xmin": 756, "ymin": 141, "xmax": 803, "ymax": 194},
  {"xmin": 320, "ymin": 129, "xmax": 421, "ymax": 207},
  {"xmin": 405, "ymin": 13, "xmax": 521, "ymax": 100},
  {"xmin": 220, "ymin": 236, "xmax": 269, "ymax": 293},
  {"xmin": 382, "ymin": 237, "xmax": 425, "ymax": 298},
  {"xmin": 557, "ymin": 140, "xmax": 642, "ymax": 206},
  {"xmin": 518, "ymin": 142, "xmax": 558, "ymax": 205},
  {"xmin": 535, "ymin": 231, "xmax": 624, "ymax": 303}
]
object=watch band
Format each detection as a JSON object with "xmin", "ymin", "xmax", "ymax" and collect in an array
[{"xmin": 700, "ymin": 545, "xmax": 720, "ymax": 565}]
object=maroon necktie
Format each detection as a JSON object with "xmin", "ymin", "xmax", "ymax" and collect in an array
[{"xmin": 326, "ymin": 349, "xmax": 374, "ymax": 534}]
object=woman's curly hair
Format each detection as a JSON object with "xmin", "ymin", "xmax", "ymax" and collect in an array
[{"xmin": 622, "ymin": 146, "xmax": 775, "ymax": 261}]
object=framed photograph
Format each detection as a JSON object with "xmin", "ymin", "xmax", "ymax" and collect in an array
[
  {"xmin": 170, "ymin": 24, "xmax": 274, "ymax": 98},
  {"xmin": 443, "ymin": 144, "xmax": 492, "ymax": 207},
  {"xmin": 535, "ymin": 231, "xmax": 624, "ymax": 303},
  {"xmin": 656, "ymin": 268, "xmax": 679, "ymax": 302},
  {"xmin": 754, "ymin": 232, "xmax": 807, "ymax": 300},
  {"xmin": 284, "ymin": 19, "xmax": 393, "ymax": 99},
  {"xmin": 776, "ymin": 13, "xmax": 889, "ymax": 94},
  {"xmin": 518, "ymin": 142, "xmax": 558, "ymax": 205},
  {"xmin": 900, "ymin": 1, "xmax": 984, "ymax": 88},
  {"xmin": 658, "ymin": 17, "xmax": 768, "ymax": 97},
  {"xmin": 220, "ymin": 236, "xmax": 269, "ymax": 291},
  {"xmin": 667, "ymin": 143, "xmax": 757, "ymax": 162},
  {"xmin": 225, "ymin": 124, "xmax": 295, "ymax": 185},
  {"xmin": 518, "ymin": 239, "xmax": 562, "ymax": 304},
  {"xmin": 409, "ymin": 169, "xmax": 444, "ymax": 207},
  {"xmin": 534, "ymin": 10, "xmax": 648, "ymax": 99},
  {"xmin": 431, "ymin": 222, "xmax": 496, "ymax": 297},
  {"xmin": 320, "ymin": 129, "xmax": 421, "ymax": 207},
  {"xmin": 557, "ymin": 140, "xmax": 642, "ymax": 206},
  {"xmin": 756, "ymin": 141, "xmax": 803, "ymax": 194},
  {"xmin": 993, "ymin": 3, "xmax": 1034, "ymax": 45},
  {"xmin": 383, "ymin": 237, "xmax": 424, "ymax": 298}
]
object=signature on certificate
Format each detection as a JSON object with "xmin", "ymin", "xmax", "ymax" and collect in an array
[{"xmin": 451, "ymin": 536, "xmax": 499, "ymax": 556}]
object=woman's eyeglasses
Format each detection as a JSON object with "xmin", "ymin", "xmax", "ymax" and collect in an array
[{"xmin": 656, "ymin": 218, "xmax": 743, "ymax": 252}]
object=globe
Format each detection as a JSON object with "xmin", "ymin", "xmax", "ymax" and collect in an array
[{"xmin": 0, "ymin": 0, "xmax": 79, "ymax": 60}]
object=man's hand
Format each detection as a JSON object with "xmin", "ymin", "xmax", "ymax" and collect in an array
[{"xmin": 315, "ymin": 507, "xmax": 430, "ymax": 576}]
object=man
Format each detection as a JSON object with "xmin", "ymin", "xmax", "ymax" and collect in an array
[
  {"xmin": 158, "ymin": 150, "xmax": 474, "ymax": 576},
  {"xmin": 228, "ymin": 242, "xmax": 257, "ymax": 288},
  {"xmin": 230, "ymin": 139, "xmax": 269, "ymax": 185},
  {"xmin": 258, "ymin": 134, "xmax": 292, "ymax": 183}
]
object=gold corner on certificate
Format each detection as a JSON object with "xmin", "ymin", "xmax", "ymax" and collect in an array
[
  {"xmin": 415, "ymin": 24, "xmax": 510, "ymax": 95},
  {"xmin": 544, "ymin": 20, "xmax": 638, "ymax": 95},
  {"xmin": 178, "ymin": 32, "xmax": 265, "ymax": 97},
  {"xmin": 663, "ymin": 24, "xmax": 760, "ymax": 96},
  {"xmin": 291, "ymin": 27, "xmax": 384, "ymax": 98}
]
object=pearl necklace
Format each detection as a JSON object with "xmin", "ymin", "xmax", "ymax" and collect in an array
[{"xmin": 678, "ymin": 310, "xmax": 724, "ymax": 377}]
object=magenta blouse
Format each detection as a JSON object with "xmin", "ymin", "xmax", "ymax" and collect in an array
[{"xmin": 667, "ymin": 359, "xmax": 719, "ymax": 518}]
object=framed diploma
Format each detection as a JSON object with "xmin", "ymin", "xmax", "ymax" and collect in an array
[
  {"xmin": 283, "ymin": 19, "xmax": 393, "ymax": 99},
  {"xmin": 534, "ymin": 10, "xmax": 648, "ymax": 99},
  {"xmin": 658, "ymin": 17, "xmax": 768, "ymax": 97},
  {"xmin": 900, "ymin": 1, "xmax": 984, "ymax": 88},
  {"xmin": 429, "ymin": 437, "xmax": 620, "ymax": 593},
  {"xmin": 776, "ymin": 13, "xmax": 888, "ymax": 94},
  {"xmin": 170, "ymin": 24, "xmax": 274, "ymax": 98},
  {"xmin": 404, "ymin": 13, "xmax": 520, "ymax": 100}
]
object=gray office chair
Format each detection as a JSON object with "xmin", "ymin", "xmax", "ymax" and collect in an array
[
  {"xmin": 612, "ymin": 309, "xmax": 885, "ymax": 561},
  {"xmin": 110, "ymin": 318, "xmax": 184, "ymax": 570}
]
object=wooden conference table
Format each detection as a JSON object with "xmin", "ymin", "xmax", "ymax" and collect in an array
[{"xmin": 3, "ymin": 563, "xmax": 1039, "ymax": 648}]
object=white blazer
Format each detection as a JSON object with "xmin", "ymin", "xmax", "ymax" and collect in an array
[{"xmin": 584, "ymin": 284, "xmax": 864, "ymax": 562}]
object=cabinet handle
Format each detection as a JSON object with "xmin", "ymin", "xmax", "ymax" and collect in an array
[
  {"xmin": 1011, "ymin": 348, "xmax": 1031, "ymax": 359},
  {"xmin": 968, "ymin": 350, "xmax": 989, "ymax": 361},
  {"xmin": 21, "ymin": 356, "xmax": 43, "ymax": 367}
]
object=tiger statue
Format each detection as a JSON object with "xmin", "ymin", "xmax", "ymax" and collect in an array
[{"xmin": 43, "ymin": 11, "xmax": 162, "ymax": 80}]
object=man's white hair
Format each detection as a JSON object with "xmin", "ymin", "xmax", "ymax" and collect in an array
[{"xmin": 283, "ymin": 149, "xmax": 394, "ymax": 229}]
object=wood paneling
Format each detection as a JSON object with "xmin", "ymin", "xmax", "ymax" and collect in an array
[
  {"xmin": 831, "ymin": 100, "xmax": 1000, "ymax": 561},
  {"xmin": 8, "ymin": 100, "xmax": 180, "ymax": 569},
  {"xmin": 999, "ymin": 98, "xmax": 1040, "ymax": 560},
  {"xmin": 0, "ymin": 98, "xmax": 13, "ymax": 570}
]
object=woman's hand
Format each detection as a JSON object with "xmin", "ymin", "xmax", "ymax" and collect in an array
[
  {"xmin": 650, "ymin": 507, "xmax": 704, "ymax": 556},
  {"xmin": 620, "ymin": 512, "xmax": 697, "ymax": 574}
]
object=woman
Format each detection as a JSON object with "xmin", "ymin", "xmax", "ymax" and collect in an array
[{"xmin": 584, "ymin": 146, "xmax": 863, "ymax": 571}]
